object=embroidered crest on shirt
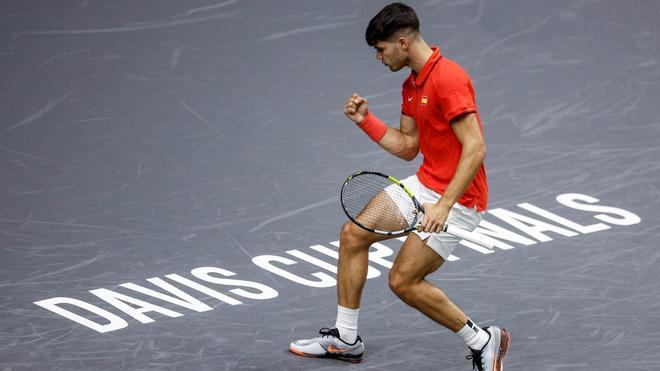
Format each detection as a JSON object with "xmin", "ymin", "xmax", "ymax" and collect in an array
[{"xmin": 421, "ymin": 96, "xmax": 428, "ymax": 106}]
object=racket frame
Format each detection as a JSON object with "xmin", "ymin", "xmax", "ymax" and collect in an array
[
  {"xmin": 340, "ymin": 171, "xmax": 495, "ymax": 249},
  {"xmin": 340, "ymin": 171, "xmax": 423, "ymax": 235}
]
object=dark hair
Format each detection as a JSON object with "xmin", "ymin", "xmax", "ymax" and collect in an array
[{"xmin": 365, "ymin": 3, "xmax": 420, "ymax": 46}]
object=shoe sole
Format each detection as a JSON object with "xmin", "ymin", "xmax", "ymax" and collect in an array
[
  {"xmin": 494, "ymin": 328, "xmax": 511, "ymax": 371},
  {"xmin": 289, "ymin": 346, "xmax": 364, "ymax": 363}
]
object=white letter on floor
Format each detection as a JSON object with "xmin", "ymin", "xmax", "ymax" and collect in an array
[{"xmin": 34, "ymin": 297, "xmax": 128, "ymax": 333}]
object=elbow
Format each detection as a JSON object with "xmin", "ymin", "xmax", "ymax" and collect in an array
[
  {"xmin": 476, "ymin": 142, "xmax": 487, "ymax": 163},
  {"xmin": 465, "ymin": 140, "xmax": 487, "ymax": 164},
  {"xmin": 395, "ymin": 151, "xmax": 417, "ymax": 161},
  {"xmin": 392, "ymin": 141, "xmax": 418, "ymax": 161},
  {"xmin": 402, "ymin": 145, "xmax": 419, "ymax": 161}
]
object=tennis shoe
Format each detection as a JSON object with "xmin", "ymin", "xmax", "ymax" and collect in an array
[
  {"xmin": 289, "ymin": 327, "xmax": 364, "ymax": 363},
  {"xmin": 466, "ymin": 326, "xmax": 511, "ymax": 371}
]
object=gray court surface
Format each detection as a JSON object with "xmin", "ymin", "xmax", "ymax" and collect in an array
[{"xmin": 2, "ymin": 1, "xmax": 660, "ymax": 370}]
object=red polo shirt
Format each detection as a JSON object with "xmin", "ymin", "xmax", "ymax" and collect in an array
[{"xmin": 401, "ymin": 47, "xmax": 488, "ymax": 211}]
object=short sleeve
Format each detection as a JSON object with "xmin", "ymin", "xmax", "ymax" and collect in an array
[{"xmin": 437, "ymin": 78, "xmax": 476, "ymax": 123}]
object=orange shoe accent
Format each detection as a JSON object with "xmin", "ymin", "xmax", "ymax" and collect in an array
[
  {"xmin": 289, "ymin": 344, "xmax": 363, "ymax": 363},
  {"xmin": 326, "ymin": 345, "xmax": 348, "ymax": 353},
  {"xmin": 289, "ymin": 347, "xmax": 311, "ymax": 358},
  {"xmin": 494, "ymin": 329, "xmax": 511, "ymax": 371}
]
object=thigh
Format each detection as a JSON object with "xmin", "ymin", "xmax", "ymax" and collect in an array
[
  {"xmin": 341, "ymin": 218, "xmax": 400, "ymax": 247},
  {"xmin": 391, "ymin": 233, "xmax": 445, "ymax": 281},
  {"xmin": 354, "ymin": 189, "xmax": 411, "ymax": 233},
  {"xmin": 342, "ymin": 189, "xmax": 409, "ymax": 247}
]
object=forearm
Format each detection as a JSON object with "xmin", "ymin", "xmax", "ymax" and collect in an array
[
  {"xmin": 359, "ymin": 112, "xmax": 418, "ymax": 161},
  {"xmin": 376, "ymin": 127, "xmax": 418, "ymax": 160}
]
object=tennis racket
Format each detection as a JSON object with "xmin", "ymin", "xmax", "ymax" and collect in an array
[{"xmin": 340, "ymin": 171, "xmax": 494, "ymax": 249}]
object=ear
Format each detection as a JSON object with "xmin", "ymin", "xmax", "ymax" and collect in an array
[{"xmin": 398, "ymin": 36, "xmax": 410, "ymax": 50}]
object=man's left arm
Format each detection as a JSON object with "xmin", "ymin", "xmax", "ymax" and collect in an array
[{"xmin": 419, "ymin": 112, "xmax": 486, "ymax": 233}]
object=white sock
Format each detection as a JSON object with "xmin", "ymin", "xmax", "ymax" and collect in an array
[
  {"xmin": 457, "ymin": 318, "xmax": 489, "ymax": 351},
  {"xmin": 335, "ymin": 305, "xmax": 359, "ymax": 344}
]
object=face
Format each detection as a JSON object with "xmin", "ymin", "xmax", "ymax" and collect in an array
[{"xmin": 374, "ymin": 39, "xmax": 408, "ymax": 72}]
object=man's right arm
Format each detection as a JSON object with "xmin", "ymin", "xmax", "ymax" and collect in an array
[
  {"xmin": 372, "ymin": 113, "xmax": 419, "ymax": 161},
  {"xmin": 344, "ymin": 93, "xmax": 419, "ymax": 161}
]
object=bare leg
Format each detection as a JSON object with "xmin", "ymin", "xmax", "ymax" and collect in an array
[
  {"xmin": 338, "ymin": 189, "xmax": 407, "ymax": 309},
  {"xmin": 388, "ymin": 233, "xmax": 468, "ymax": 332},
  {"xmin": 336, "ymin": 221, "xmax": 392, "ymax": 309}
]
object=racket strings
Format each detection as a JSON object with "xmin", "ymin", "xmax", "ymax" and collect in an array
[{"xmin": 341, "ymin": 173, "xmax": 418, "ymax": 233}]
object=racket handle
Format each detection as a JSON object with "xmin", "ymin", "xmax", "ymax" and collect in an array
[{"xmin": 443, "ymin": 224, "xmax": 495, "ymax": 249}]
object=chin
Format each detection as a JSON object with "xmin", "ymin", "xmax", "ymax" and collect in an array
[{"xmin": 389, "ymin": 64, "xmax": 404, "ymax": 72}]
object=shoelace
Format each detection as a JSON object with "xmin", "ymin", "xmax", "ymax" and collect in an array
[
  {"xmin": 466, "ymin": 350, "xmax": 485, "ymax": 371},
  {"xmin": 318, "ymin": 327, "xmax": 340, "ymax": 338}
]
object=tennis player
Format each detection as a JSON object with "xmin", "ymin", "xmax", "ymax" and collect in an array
[{"xmin": 289, "ymin": 3, "xmax": 510, "ymax": 370}]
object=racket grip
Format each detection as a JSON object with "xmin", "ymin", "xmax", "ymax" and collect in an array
[{"xmin": 443, "ymin": 224, "xmax": 495, "ymax": 249}]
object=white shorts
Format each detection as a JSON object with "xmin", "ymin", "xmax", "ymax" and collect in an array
[{"xmin": 388, "ymin": 175, "xmax": 485, "ymax": 260}]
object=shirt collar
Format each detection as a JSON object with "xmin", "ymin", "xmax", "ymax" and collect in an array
[{"xmin": 410, "ymin": 46, "xmax": 442, "ymax": 87}]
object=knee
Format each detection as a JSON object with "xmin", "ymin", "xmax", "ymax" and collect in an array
[
  {"xmin": 388, "ymin": 269, "xmax": 412, "ymax": 302},
  {"xmin": 339, "ymin": 222, "xmax": 368, "ymax": 253},
  {"xmin": 340, "ymin": 221, "xmax": 356, "ymax": 239}
]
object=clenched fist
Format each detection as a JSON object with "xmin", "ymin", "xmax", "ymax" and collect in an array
[{"xmin": 344, "ymin": 93, "xmax": 369, "ymax": 124}]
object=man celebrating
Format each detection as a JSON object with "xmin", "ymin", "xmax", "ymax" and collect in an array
[{"xmin": 289, "ymin": 3, "xmax": 510, "ymax": 370}]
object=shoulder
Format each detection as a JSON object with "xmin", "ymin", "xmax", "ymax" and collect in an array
[
  {"xmin": 436, "ymin": 57, "xmax": 472, "ymax": 82},
  {"xmin": 439, "ymin": 56, "xmax": 471, "ymax": 76},
  {"xmin": 432, "ymin": 57, "xmax": 473, "ymax": 93}
]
